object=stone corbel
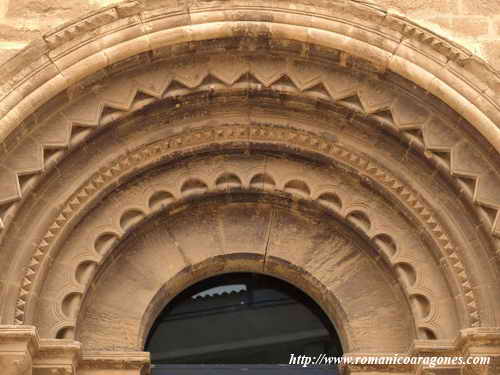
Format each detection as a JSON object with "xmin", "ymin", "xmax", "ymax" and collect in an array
[
  {"xmin": 411, "ymin": 329, "xmax": 500, "ymax": 375},
  {"xmin": 0, "ymin": 325, "xmax": 39, "ymax": 375},
  {"xmin": 33, "ymin": 339, "xmax": 80, "ymax": 375},
  {"xmin": 457, "ymin": 328, "xmax": 500, "ymax": 375},
  {"xmin": 457, "ymin": 328, "xmax": 500, "ymax": 357},
  {"xmin": 412, "ymin": 339, "xmax": 461, "ymax": 374},
  {"xmin": 78, "ymin": 351, "xmax": 150, "ymax": 375}
]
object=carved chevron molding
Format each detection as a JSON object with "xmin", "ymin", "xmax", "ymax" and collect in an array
[
  {"xmin": 36, "ymin": 0, "xmax": 471, "ymax": 63},
  {"xmin": 51, "ymin": 167, "xmax": 439, "ymax": 340},
  {"xmin": 1, "ymin": 56, "xmax": 499, "ymax": 240},
  {"xmin": 15, "ymin": 124, "xmax": 480, "ymax": 333},
  {"xmin": 44, "ymin": 8, "xmax": 120, "ymax": 49}
]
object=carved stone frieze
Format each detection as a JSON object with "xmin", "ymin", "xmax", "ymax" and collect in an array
[
  {"xmin": 35, "ymin": 153, "xmax": 458, "ymax": 343},
  {"xmin": 1, "ymin": 1, "xmax": 500, "ymax": 373},
  {"xmin": 1, "ymin": 55, "xmax": 499, "ymax": 244},
  {"xmin": 13, "ymin": 122, "xmax": 475, "ymax": 340}
]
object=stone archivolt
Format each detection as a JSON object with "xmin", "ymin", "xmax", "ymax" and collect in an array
[
  {"xmin": 0, "ymin": 1, "xmax": 500, "ymax": 374},
  {"xmin": 4, "ymin": 119, "xmax": 470, "ymax": 319},
  {"xmin": 0, "ymin": 55, "xmax": 496, "ymax": 333},
  {"xmin": 4, "ymin": 111, "xmax": 492, "ymax": 335},
  {"xmin": 1, "ymin": 55, "xmax": 500, "ymax": 240},
  {"xmin": 38, "ymin": 153, "xmax": 447, "ymax": 343}
]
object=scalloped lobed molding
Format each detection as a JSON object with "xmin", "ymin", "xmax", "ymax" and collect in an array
[{"xmin": 17, "ymin": 124, "xmax": 477, "ymax": 335}]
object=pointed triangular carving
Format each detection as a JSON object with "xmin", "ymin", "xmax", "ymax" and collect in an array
[
  {"xmin": 39, "ymin": 239, "xmax": 50, "ymax": 249},
  {"xmin": 28, "ymin": 257, "xmax": 39, "ymax": 268},
  {"xmin": 43, "ymin": 147, "xmax": 65, "ymax": 165},
  {"xmin": 420, "ymin": 208, "xmax": 432, "ymax": 220},
  {"xmin": 133, "ymin": 91, "xmax": 156, "ymax": 103},
  {"xmin": 322, "ymin": 71, "xmax": 359, "ymax": 100},
  {"xmin": 391, "ymin": 96, "xmax": 430, "ymax": 129},
  {"xmin": 427, "ymin": 217, "xmax": 438, "ymax": 229},
  {"xmin": 358, "ymin": 82, "xmax": 396, "ymax": 113},
  {"xmin": 463, "ymin": 282, "xmax": 472, "ymax": 294},
  {"xmin": 19, "ymin": 288, "xmax": 29, "ymax": 300},
  {"xmin": 100, "ymin": 105, "xmax": 122, "ymax": 121},
  {"xmin": 45, "ymin": 231, "xmax": 55, "ymax": 240},
  {"xmin": 271, "ymin": 74, "xmax": 299, "ymax": 90},
  {"xmin": 475, "ymin": 171, "xmax": 500, "ymax": 208},
  {"xmin": 372, "ymin": 109, "xmax": 395, "ymax": 125},
  {"xmin": 7, "ymin": 137, "xmax": 44, "ymax": 175},
  {"xmin": 456, "ymin": 175, "xmax": 477, "ymax": 197},
  {"xmin": 0, "ymin": 203, "xmax": 12, "ymax": 230},
  {"xmin": 199, "ymin": 74, "xmax": 229, "ymax": 88},
  {"xmin": 209, "ymin": 55, "xmax": 249, "ymax": 85},
  {"xmin": 62, "ymin": 207, "xmax": 73, "ymax": 218},
  {"xmin": 99, "ymin": 77, "xmax": 141, "ymax": 111},
  {"xmin": 431, "ymin": 150, "xmax": 451, "ymax": 169},
  {"xmin": 452, "ymin": 141, "xmax": 486, "ymax": 176},
  {"xmin": 449, "ymin": 252, "xmax": 459, "ymax": 264},
  {"xmin": 479, "ymin": 204, "xmax": 498, "ymax": 227},
  {"xmin": 423, "ymin": 117, "xmax": 460, "ymax": 149},
  {"xmin": 404, "ymin": 128, "xmax": 425, "ymax": 144},
  {"xmin": 76, "ymin": 191, "xmax": 89, "ymax": 203},
  {"xmin": 92, "ymin": 176, "xmax": 105, "ymax": 188},
  {"xmin": 64, "ymin": 94, "xmax": 103, "ymax": 126},
  {"xmin": 69, "ymin": 198, "xmax": 80, "ymax": 210},
  {"xmin": 163, "ymin": 79, "xmax": 191, "ymax": 96},
  {"xmin": 33, "ymin": 248, "xmax": 44, "ymax": 260},
  {"xmin": 339, "ymin": 95, "xmax": 364, "ymax": 112},
  {"xmin": 25, "ymin": 268, "xmax": 36, "ymax": 280},
  {"xmin": 287, "ymin": 61, "xmax": 322, "ymax": 90},
  {"xmin": 134, "ymin": 67, "xmax": 172, "ymax": 98},
  {"xmin": 234, "ymin": 72, "xmax": 262, "ymax": 87},
  {"xmin": 250, "ymin": 56, "xmax": 287, "ymax": 87},
  {"xmin": 55, "ymin": 214, "xmax": 67, "ymax": 227},
  {"xmin": 70, "ymin": 126, "xmax": 93, "ymax": 144},
  {"xmin": 17, "ymin": 173, "xmax": 37, "ymax": 193},
  {"xmin": 303, "ymin": 82, "xmax": 332, "ymax": 99}
]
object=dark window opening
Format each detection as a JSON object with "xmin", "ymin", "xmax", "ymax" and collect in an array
[{"xmin": 146, "ymin": 273, "xmax": 343, "ymax": 367}]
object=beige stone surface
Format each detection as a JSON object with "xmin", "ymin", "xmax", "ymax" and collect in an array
[
  {"xmin": 1, "ymin": 0, "xmax": 498, "ymax": 68},
  {"xmin": 0, "ymin": 0, "xmax": 499, "ymax": 373}
]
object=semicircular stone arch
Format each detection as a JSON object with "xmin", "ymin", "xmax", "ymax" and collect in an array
[
  {"xmin": 33, "ymin": 150, "xmax": 459, "ymax": 346},
  {"xmin": 0, "ymin": 78, "xmax": 496, "ymax": 332},
  {"xmin": 1, "ymin": 94, "xmax": 499, "ymax": 338},
  {"xmin": 75, "ymin": 196, "xmax": 414, "ymax": 354},
  {"xmin": 0, "ymin": 1, "xmax": 500, "ymax": 373},
  {"xmin": 1, "ymin": 96, "xmax": 493, "ymax": 345}
]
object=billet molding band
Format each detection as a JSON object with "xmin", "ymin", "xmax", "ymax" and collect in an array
[
  {"xmin": 1, "ymin": 54, "xmax": 499, "ymax": 241},
  {"xmin": 18, "ymin": 124, "xmax": 476, "ymax": 332},
  {"xmin": 50, "ymin": 161, "xmax": 440, "ymax": 341}
]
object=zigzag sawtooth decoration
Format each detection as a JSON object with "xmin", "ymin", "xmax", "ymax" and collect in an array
[
  {"xmin": 44, "ymin": 8, "xmax": 119, "ymax": 49},
  {"xmin": 13, "ymin": 125, "xmax": 480, "ymax": 330},
  {"xmin": 37, "ymin": 0, "xmax": 470, "ymax": 62},
  {"xmin": 1, "ymin": 58, "xmax": 499, "ymax": 239},
  {"xmin": 53, "ymin": 167, "xmax": 437, "ymax": 339}
]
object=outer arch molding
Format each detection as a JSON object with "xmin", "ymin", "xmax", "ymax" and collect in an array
[
  {"xmin": 1, "ymin": 0, "xmax": 500, "ymax": 154},
  {"xmin": 0, "ymin": 0, "xmax": 499, "ymax": 363}
]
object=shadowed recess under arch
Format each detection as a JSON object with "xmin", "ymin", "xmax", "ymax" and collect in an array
[{"xmin": 145, "ymin": 272, "xmax": 343, "ymax": 365}]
